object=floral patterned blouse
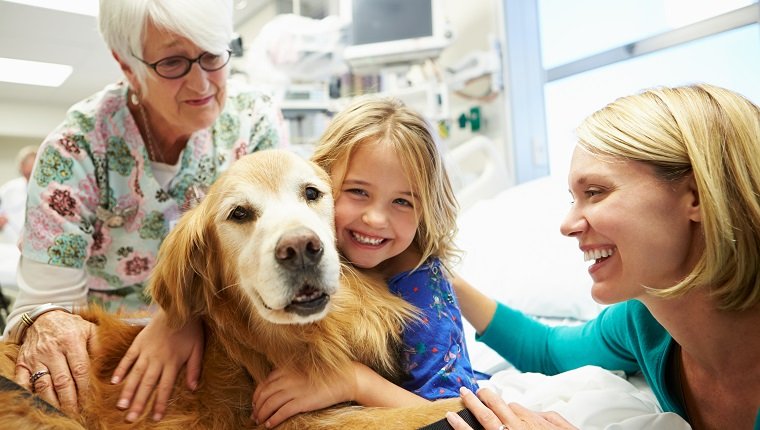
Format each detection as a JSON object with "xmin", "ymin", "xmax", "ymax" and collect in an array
[
  {"xmin": 22, "ymin": 81, "xmax": 285, "ymax": 313},
  {"xmin": 387, "ymin": 258, "xmax": 479, "ymax": 399}
]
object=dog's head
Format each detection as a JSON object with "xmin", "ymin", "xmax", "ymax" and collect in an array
[{"xmin": 149, "ymin": 149, "xmax": 341, "ymax": 327}]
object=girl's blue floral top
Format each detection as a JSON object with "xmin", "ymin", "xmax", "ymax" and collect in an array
[
  {"xmin": 388, "ymin": 258, "xmax": 479, "ymax": 399},
  {"xmin": 22, "ymin": 80, "xmax": 286, "ymax": 313}
]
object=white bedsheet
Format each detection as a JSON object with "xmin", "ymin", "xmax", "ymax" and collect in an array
[
  {"xmin": 454, "ymin": 175, "xmax": 603, "ymax": 373},
  {"xmin": 479, "ymin": 366, "xmax": 691, "ymax": 430}
]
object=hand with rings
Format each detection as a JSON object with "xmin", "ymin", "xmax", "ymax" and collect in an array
[
  {"xmin": 13, "ymin": 310, "xmax": 97, "ymax": 414},
  {"xmin": 30, "ymin": 369, "xmax": 51, "ymax": 389},
  {"xmin": 445, "ymin": 387, "xmax": 578, "ymax": 430}
]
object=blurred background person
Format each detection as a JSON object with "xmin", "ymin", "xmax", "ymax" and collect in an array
[{"xmin": 0, "ymin": 145, "xmax": 37, "ymax": 246}]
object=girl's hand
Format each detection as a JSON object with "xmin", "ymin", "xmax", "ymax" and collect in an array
[
  {"xmin": 110, "ymin": 310, "xmax": 204, "ymax": 422},
  {"xmin": 446, "ymin": 387, "xmax": 578, "ymax": 430},
  {"xmin": 14, "ymin": 310, "xmax": 96, "ymax": 414},
  {"xmin": 251, "ymin": 366, "xmax": 357, "ymax": 428}
]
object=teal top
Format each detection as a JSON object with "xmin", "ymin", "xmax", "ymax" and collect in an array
[{"xmin": 478, "ymin": 299, "xmax": 760, "ymax": 429}]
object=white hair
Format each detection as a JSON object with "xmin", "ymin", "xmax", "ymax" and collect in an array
[
  {"xmin": 98, "ymin": 0, "xmax": 233, "ymax": 89},
  {"xmin": 16, "ymin": 145, "xmax": 38, "ymax": 172}
]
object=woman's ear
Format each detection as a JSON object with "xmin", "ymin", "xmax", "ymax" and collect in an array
[
  {"xmin": 686, "ymin": 173, "xmax": 701, "ymax": 222},
  {"xmin": 112, "ymin": 50, "xmax": 140, "ymax": 93}
]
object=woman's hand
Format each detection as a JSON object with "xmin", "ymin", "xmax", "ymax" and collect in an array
[
  {"xmin": 110, "ymin": 310, "xmax": 204, "ymax": 422},
  {"xmin": 446, "ymin": 387, "xmax": 578, "ymax": 430},
  {"xmin": 251, "ymin": 365, "xmax": 357, "ymax": 428},
  {"xmin": 13, "ymin": 310, "xmax": 96, "ymax": 414}
]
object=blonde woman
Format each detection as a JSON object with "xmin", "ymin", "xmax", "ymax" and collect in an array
[{"xmin": 449, "ymin": 84, "xmax": 760, "ymax": 430}]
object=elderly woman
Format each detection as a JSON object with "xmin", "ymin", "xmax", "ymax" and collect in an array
[
  {"xmin": 448, "ymin": 84, "xmax": 760, "ymax": 430},
  {"xmin": 2, "ymin": 0, "xmax": 285, "ymax": 418}
]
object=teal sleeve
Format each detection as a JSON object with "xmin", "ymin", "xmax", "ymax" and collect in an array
[{"xmin": 477, "ymin": 302, "xmax": 641, "ymax": 375}]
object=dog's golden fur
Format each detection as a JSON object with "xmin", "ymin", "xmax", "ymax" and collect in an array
[{"xmin": 0, "ymin": 149, "xmax": 463, "ymax": 429}]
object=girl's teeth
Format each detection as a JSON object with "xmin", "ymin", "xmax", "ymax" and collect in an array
[{"xmin": 352, "ymin": 232, "xmax": 383, "ymax": 245}]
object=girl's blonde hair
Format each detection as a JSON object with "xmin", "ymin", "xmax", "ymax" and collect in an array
[
  {"xmin": 311, "ymin": 96, "xmax": 459, "ymax": 267},
  {"xmin": 576, "ymin": 84, "xmax": 760, "ymax": 311}
]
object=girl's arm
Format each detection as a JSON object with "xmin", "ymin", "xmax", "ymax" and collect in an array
[
  {"xmin": 252, "ymin": 362, "xmax": 428, "ymax": 428},
  {"xmin": 353, "ymin": 362, "xmax": 428, "ymax": 406}
]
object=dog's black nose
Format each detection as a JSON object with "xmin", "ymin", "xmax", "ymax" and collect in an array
[{"xmin": 275, "ymin": 227, "xmax": 324, "ymax": 269}]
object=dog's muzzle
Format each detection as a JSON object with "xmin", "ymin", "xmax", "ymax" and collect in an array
[{"xmin": 276, "ymin": 227, "xmax": 331, "ymax": 316}]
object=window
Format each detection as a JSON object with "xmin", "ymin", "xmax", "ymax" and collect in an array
[
  {"xmin": 536, "ymin": 0, "xmax": 760, "ymax": 176},
  {"xmin": 539, "ymin": 0, "xmax": 755, "ymax": 68}
]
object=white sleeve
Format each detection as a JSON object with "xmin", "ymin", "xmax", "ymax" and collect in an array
[{"xmin": 2, "ymin": 256, "xmax": 88, "ymax": 340}]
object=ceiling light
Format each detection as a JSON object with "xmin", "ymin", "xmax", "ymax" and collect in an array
[
  {"xmin": 3, "ymin": 0, "xmax": 98, "ymax": 16},
  {"xmin": 0, "ymin": 57, "xmax": 73, "ymax": 87}
]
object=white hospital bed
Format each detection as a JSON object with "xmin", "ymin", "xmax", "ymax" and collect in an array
[{"xmin": 448, "ymin": 139, "xmax": 691, "ymax": 430}]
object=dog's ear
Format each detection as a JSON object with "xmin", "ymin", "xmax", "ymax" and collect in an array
[{"xmin": 148, "ymin": 203, "xmax": 219, "ymax": 328}]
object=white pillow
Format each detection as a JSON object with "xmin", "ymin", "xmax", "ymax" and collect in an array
[{"xmin": 453, "ymin": 175, "xmax": 603, "ymax": 373}]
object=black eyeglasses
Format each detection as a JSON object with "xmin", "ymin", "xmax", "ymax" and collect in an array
[{"xmin": 132, "ymin": 50, "xmax": 232, "ymax": 79}]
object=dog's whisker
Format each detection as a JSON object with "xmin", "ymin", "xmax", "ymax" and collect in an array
[{"xmin": 215, "ymin": 282, "xmax": 240, "ymax": 296}]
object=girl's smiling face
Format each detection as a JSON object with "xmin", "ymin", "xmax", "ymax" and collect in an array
[
  {"xmin": 332, "ymin": 142, "xmax": 420, "ymax": 276},
  {"xmin": 560, "ymin": 146, "xmax": 703, "ymax": 305}
]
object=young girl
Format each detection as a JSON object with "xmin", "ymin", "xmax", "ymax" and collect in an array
[
  {"xmin": 251, "ymin": 96, "xmax": 478, "ymax": 427},
  {"xmin": 113, "ymin": 96, "xmax": 478, "ymax": 424}
]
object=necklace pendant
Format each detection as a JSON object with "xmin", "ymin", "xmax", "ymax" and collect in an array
[
  {"xmin": 96, "ymin": 207, "xmax": 122, "ymax": 228},
  {"xmin": 96, "ymin": 206, "xmax": 136, "ymax": 228},
  {"xmin": 106, "ymin": 215, "xmax": 125, "ymax": 228}
]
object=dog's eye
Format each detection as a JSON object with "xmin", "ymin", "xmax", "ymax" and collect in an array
[
  {"xmin": 304, "ymin": 186, "xmax": 322, "ymax": 202},
  {"xmin": 228, "ymin": 206, "xmax": 253, "ymax": 222}
]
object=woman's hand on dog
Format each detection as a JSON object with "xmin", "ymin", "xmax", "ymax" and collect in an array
[
  {"xmin": 111, "ymin": 310, "xmax": 205, "ymax": 423},
  {"xmin": 14, "ymin": 310, "xmax": 96, "ymax": 414},
  {"xmin": 446, "ymin": 387, "xmax": 578, "ymax": 430}
]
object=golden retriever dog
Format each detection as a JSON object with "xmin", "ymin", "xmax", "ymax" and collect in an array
[{"xmin": 0, "ymin": 149, "xmax": 463, "ymax": 429}]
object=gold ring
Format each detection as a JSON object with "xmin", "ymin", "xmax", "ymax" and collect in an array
[
  {"xmin": 30, "ymin": 370, "xmax": 50, "ymax": 386},
  {"xmin": 20, "ymin": 312, "xmax": 34, "ymax": 328}
]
